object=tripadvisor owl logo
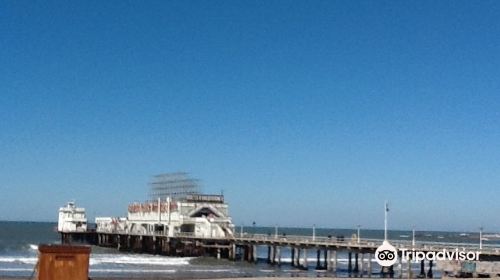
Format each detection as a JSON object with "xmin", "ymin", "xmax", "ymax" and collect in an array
[{"xmin": 375, "ymin": 241, "xmax": 398, "ymax": 267}]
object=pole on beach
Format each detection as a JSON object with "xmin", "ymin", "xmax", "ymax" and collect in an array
[
  {"xmin": 384, "ymin": 201, "xmax": 389, "ymax": 241},
  {"xmin": 275, "ymin": 224, "xmax": 278, "ymax": 239}
]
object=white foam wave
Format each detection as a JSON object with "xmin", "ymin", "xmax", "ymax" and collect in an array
[
  {"xmin": 282, "ymin": 269, "xmax": 303, "ymax": 272},
  {"xmin": 89, "ymin": 254, "xmax": 192, "ymax": 266},
  {"xmin": 188, "ymin": 269, "xmax": 237, "ymax": 272},
  {"xmin": 0, "ymin": 268, "xmax": 34, "ymax": 272},
  {"xmin": 29, "ymin": 244, "xmax": 38, "ymax": 250},
  {"xmin": 0, "ymin": 254, "xmax": 192, "ymax": 267},
  {"xmin": 90, "ymin": 268, "xmax": 177, "ymax": 273},
  {"xmin": 0, "ymin": 257, "xmax": 38, "ymax": 264}
]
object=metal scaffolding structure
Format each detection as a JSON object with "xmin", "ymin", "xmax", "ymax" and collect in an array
[{"xmin": 149, "ymin": 172, "xmax": 200, "ymax": 201}]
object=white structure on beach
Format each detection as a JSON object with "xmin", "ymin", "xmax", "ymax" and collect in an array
[{"xmin": 58, "ymin": 201, "xmax": 88, "ymax": 232}]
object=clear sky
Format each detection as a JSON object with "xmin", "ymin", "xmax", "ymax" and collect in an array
[{"xmin": 1, "ymin": 0, "xmax": 499, "ymax": 232}]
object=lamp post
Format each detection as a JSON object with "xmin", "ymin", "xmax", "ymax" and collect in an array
[
  {"xmin": 412, "ymin": 227, "xmax": 416, "ymax": 248},
  {"xmin": 357, "ymin": 225, "xmax": 361, "ymax": 244},
  {"xmin": 313, "ymin": 224, "xmax": 316, "ymax": 241},
  {"xmin": 480, "ymin": 227, "xmax": 483, "ymax": 250}
]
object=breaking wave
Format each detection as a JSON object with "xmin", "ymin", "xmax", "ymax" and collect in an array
[
  {"xmin": 0, "ymin": 254, "xmax": 192, "ymax": 266},
  {"xmin": 89, "ymin": 254, "xmax": 192, "ymax": 266}
]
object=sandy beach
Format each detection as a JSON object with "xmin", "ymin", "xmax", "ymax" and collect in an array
[
  {"xmin": 2, "ymin": 278, "xmax": 499, "ymax": 280},
  {"xmin": 0, "ymin": 278, "xmax": 383, "ymax": 280},
  {"xmin": 0, "ymin": 278, "xmax": 336, "ymax": 280}
]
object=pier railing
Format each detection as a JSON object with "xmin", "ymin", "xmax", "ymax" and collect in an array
[
  {"xmin": 232, "ymin": 233, "xmax": 500, "ymax": 255},
  {"xmin": 92, "ymin": 229, "xmax": 500, "ymax": 255}
]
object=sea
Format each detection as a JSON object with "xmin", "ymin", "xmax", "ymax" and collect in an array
[{"xmin": 1, "ymin": 221, "xmax": 498, "ymax": 279}]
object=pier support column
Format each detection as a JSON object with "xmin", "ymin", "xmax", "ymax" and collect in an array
[
  {"xmin": 333, "ymin": 250, "xmax": 338, "ymax": 274},
  {"xmin": 231, "ymin": 243, "xmax": 236, "ymax": 260},
  {"xmin": 267, "ymin": 246, "xmax": 271, "ymax": 263},
  {"xmin": 271, "ymin": 246, "xmax": 276, "ymax": 264},
  {"xmin": 354, "ymin": 252, "xmax": 359, "ymax": 273},
  {"xmin": 389, "ymin": 265, "xmax": 395, "ymax": 278},
  {"xmin": 419, "ymin": 260, "xmax": 426, "ymax": 278},
  {"xmin": 368, "ymin": 253, "xmax": 372, "ymax": 277},
  {"xmin": 140, "ymin": 236, "xmax": 144, "ymax": 253},
  {"xmin": 296, "ymin": 248, "xmax": 301, "ymax": 267},
  {"xmin": 302, "ymin": 248, "xmax": 308, "ymax": 269},
  {"xmin": 360, "ymin": 253, "xmax": 364, "ymax": 277},
  {"xmin": 316, "ymin": 249, "xmax": 321, "ymax": 269},
  {"xmin": 291, "ymin": 247, "xmax": 295, "ymax": 267},
  {"xmin": 326, "ymin": 250, "xmax": 331, "ymax": 271},
  {"xmin": 398, "ymin": 253, "xmax": 403, "ymax": 278},
  {"xmin": 323, "ymin": 249, "xmax": 328, "ymax": 269},
  {"xmin": 276, "ymin": 246, "xmax": 281, "ymax": 266},
  {"xmin": 151, "ymin": 236, "xmax": 155, "ymax": 254},
  {"xmin": 427, "ymin": 260, "xmax": 433, "ymax": 278},
  {"xmin": 407, "ymin": 256, "xmax": 412, "ymax": 279},
  {"xmin": 217, "ymin": 248, "xmax": 221, "ymax": 260},
  {"xmin": 253, "ymin": 245, "xmax": 257, "ymax": 263},
  {"xmin": 245, "ymin": 246, "xmax": 250, "ymax": 262},
  {"xmin": 155, "ymin": 237, "xmax": 161, "ymax": 255},
  {"xmin": 348, "ymin": 252, "xmax": 353, "ymax": 274}
]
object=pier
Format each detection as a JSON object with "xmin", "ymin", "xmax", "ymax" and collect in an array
[
  {"xmin": 57, "ymin": 175, "xmax": 500, "ymax": 278},
  {"xmin": 61, "ymin": 230, "xmax": 500, "ymax": 278}
]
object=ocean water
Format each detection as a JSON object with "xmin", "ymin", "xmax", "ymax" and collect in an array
[{"xmin": 1, "ymin": 221, "xmax": 498, "ymax": 278}]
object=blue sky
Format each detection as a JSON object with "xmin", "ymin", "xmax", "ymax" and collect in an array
[{"xmin": 1, "ymin": 1, "xmax": 500, "ymax": 231}]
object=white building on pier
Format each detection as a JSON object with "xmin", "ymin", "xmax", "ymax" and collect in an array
[
  {"xmin": 95, "ymin": 173, "xmax": 235, "ymax": 238},
  {"xmin": 58, "ymin": 201, "xmax": 88, "ymax": 232}
]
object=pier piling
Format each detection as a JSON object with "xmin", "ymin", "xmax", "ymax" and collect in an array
[
  {"xmin": 316, "ymin": 249, "xmax": 321, "ymax": 269},
  {"xmin": 368, "ymin": 253, "xmax": 372, "ymax": 277},
  {"xmin": 427, "ymin": 260, "xmax": 433, "ymax": 278},
  {"xmin": 302, "ymin": 248, "xmax": 308, "ymax": 269},
  {"xmin": 348, "ymin": 252, "xmax": 353, "ymax": 274},
  {"xmin": 360, "ymin": 253, "xmax": 364, "ymax": 277},
  {"xmin": 354, "ymin": 252, "xmax": 359, "ymax": 273},
  {"xmin": 419, "ymin": 260, "xmax": 425, "ymax": 278}
]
